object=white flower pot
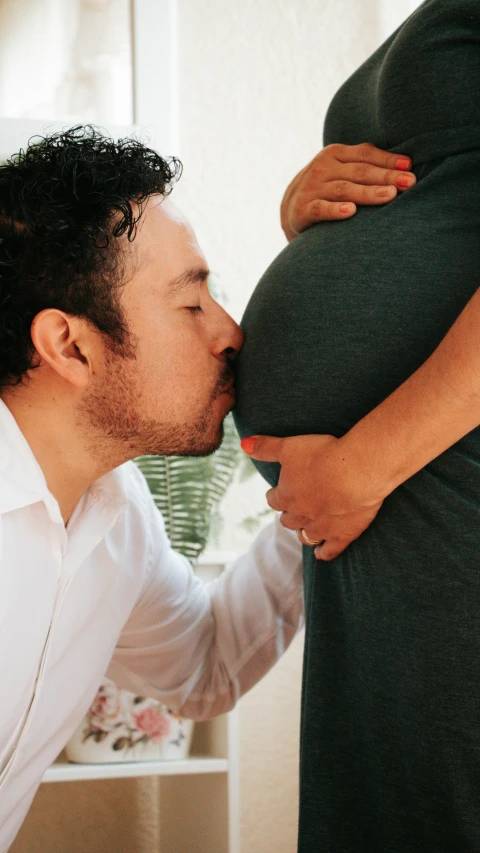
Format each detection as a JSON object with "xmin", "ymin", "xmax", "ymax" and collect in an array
[{"xmin": 65, "ymin": 678, "xmax": 194, "ymax": 763}]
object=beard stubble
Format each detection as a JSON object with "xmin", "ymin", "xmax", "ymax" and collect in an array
[{"xmin": 79, "ymin": 347, "xmax": 235, "ymax": 464}]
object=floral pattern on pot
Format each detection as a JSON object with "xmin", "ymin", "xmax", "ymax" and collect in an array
[{"xmin": 65, "ymin": 678, "xmax": 195, "ymax": 764}]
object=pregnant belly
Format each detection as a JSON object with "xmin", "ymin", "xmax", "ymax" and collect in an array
[{"xmin": 234, "ymin": 183, "xmax": 480, "ymax": 448}]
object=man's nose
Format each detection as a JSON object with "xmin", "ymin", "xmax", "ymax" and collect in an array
[
  {"xmin": 215, "ymin": 309, "xmax": 244, "ymax": 358},
  {"xmin": 223, "ymin": 321, "xmax": 244, "ymax": 357}
]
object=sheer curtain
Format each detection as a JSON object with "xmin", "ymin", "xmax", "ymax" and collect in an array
[{"xmin": 0, "ymin": 0, "xmax": 133, "ymax": 125}]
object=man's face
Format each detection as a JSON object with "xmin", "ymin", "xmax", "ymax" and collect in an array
[{"xmin": 81, "ymin": 196, "xmax": 243, "ymax": 459}]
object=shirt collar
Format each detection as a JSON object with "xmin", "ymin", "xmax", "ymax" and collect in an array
[{"xmin": 0, "ymin": 399, "xmax": 129, "ymax": 523}]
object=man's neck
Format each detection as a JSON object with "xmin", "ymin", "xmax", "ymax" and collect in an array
[{"xmin": 1, "ymin": 388, "xmax": 115, "ymax": 525}]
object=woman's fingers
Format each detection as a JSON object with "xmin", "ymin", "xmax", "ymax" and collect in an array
[
  {"xmin": 333, "ymin": 142, "xmax": 411, "ymax": 172},
  {"xmin": 337, "ymin": 161, "xmax": 416, "ymax": 190},
  {"xmin": 302, "ymin": 198, "xmax": 357, "ymax": 225},
  {"xmin": 313, "ymin": 539, "xmax": 350, "ymax": 561},
  {"xmin": 281, "ymin": 142, "xmax": 416, "ymax": 236},
  {"xmin": 320, "ymin": 179, "xmax": 400, "ymax": 206},
  {"xmin": 297, "ymin": 168, "xmax": 417, "ymax": 226},
  {"xmin": 302, "ymin": 184, "xmax": 397, "ymax": 225}
]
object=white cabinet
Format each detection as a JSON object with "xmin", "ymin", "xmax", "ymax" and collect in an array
[{"xmin": 40, "ymin": 553, "xmax": 240, "ymax": 853}]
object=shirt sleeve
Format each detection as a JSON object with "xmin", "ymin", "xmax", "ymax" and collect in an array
[{"xmin": 107, "ymin": 504, "xmax": 304, "ymax": 720}]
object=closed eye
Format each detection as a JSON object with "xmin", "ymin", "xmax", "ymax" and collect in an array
[{"xmin": 186, "ymin": 305, "xmax": 203, "ymax": 314}]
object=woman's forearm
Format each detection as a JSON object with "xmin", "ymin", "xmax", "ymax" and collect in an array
[{"xmin": 343, "ymin": 287, "xmax": 480, "ymax": 499}]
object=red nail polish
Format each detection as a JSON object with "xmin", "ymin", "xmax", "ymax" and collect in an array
[
  {"xmin": 396, "ymin": 175, "xmax": 413, "ymax": 188},
  {"xmin": 241, "ymin": 437, "xmax": 257, "ymax": 455},
  {"xmin": 395, "ymin": 157, "xmax": 410, "ymax": 171}
]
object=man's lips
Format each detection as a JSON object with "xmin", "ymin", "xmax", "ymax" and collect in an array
[
  {"xmin": 220, "ymin": 381, "xmax": 236, "ymax": 399},
  {"xmin": 213, "ymin": 367, "xmax": 236, "ymax": 401}
]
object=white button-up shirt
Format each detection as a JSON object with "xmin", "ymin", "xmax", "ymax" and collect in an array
[{"xmin": 0, "ymin": 399, "xmax": 303, "ymax": 852}]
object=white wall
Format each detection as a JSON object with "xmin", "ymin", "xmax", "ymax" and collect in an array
[
  {"xmin": 174, "ymin": 0, "xmax": 383, "ymax": 323},
  {"xmin": 378, "ymin": 0, "xmax": 423, "ymax": 40}
]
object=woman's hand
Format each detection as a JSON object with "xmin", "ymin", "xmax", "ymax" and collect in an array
[
  {"xmin": 240, "ymin": 433, "xmax": 385, "ymax": 561},
  {"xmin": 281, "ymin": 142, "xmax": 416, "ymax": 241}
]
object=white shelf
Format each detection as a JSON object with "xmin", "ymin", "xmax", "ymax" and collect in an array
[{"xmin": 43, "ymin": 753, "xmax": 228, "ymax": 783}]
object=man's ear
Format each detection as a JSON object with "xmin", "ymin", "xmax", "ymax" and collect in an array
[{"xmin": 30, "ymin": 309, "xmax": 95, "ymax": 388}]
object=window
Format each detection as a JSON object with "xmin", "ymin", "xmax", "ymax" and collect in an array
[{"xmin": 0, "ymin": 0, "xmax": 177, "ymax": 160}]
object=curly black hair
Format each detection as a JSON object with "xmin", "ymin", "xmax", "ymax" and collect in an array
[{"xmin": 0, "ymin": 125, "xmax": 182, "ymax": 389}]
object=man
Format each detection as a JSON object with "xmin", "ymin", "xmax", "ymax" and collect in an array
[{"xmin": 0, "ymin": 126, "xmax": 410, "ymax": 850}]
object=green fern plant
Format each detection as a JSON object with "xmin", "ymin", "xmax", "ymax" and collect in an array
[{"xmin": 135, "ymin": 413, "xmax": 242, "ymax": 564}]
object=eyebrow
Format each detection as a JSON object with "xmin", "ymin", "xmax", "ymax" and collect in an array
[{"xmin": 167, "ymin": 266, "xmax": 210, "ymax": 294}]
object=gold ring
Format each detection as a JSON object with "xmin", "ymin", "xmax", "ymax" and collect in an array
[{"xmin": 300, "ymin": 529, "xmax": 323, "ymax": 547}]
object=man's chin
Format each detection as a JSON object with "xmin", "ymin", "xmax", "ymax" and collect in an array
[
  {"xmin": 132, "ymin": 402, "xmax": 230, "ymax": 459},
  {"xmin": 147, "ymin": 418, "xmax": 225, "ymax": 459},
  {"xmin": 177, "ymin": 421, "xmax": 225, "ymax": 458}
]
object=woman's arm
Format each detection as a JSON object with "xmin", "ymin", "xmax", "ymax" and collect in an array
[{"xmin": 241, "ymin": 286, "xmax": 480, "ymax": 560}]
